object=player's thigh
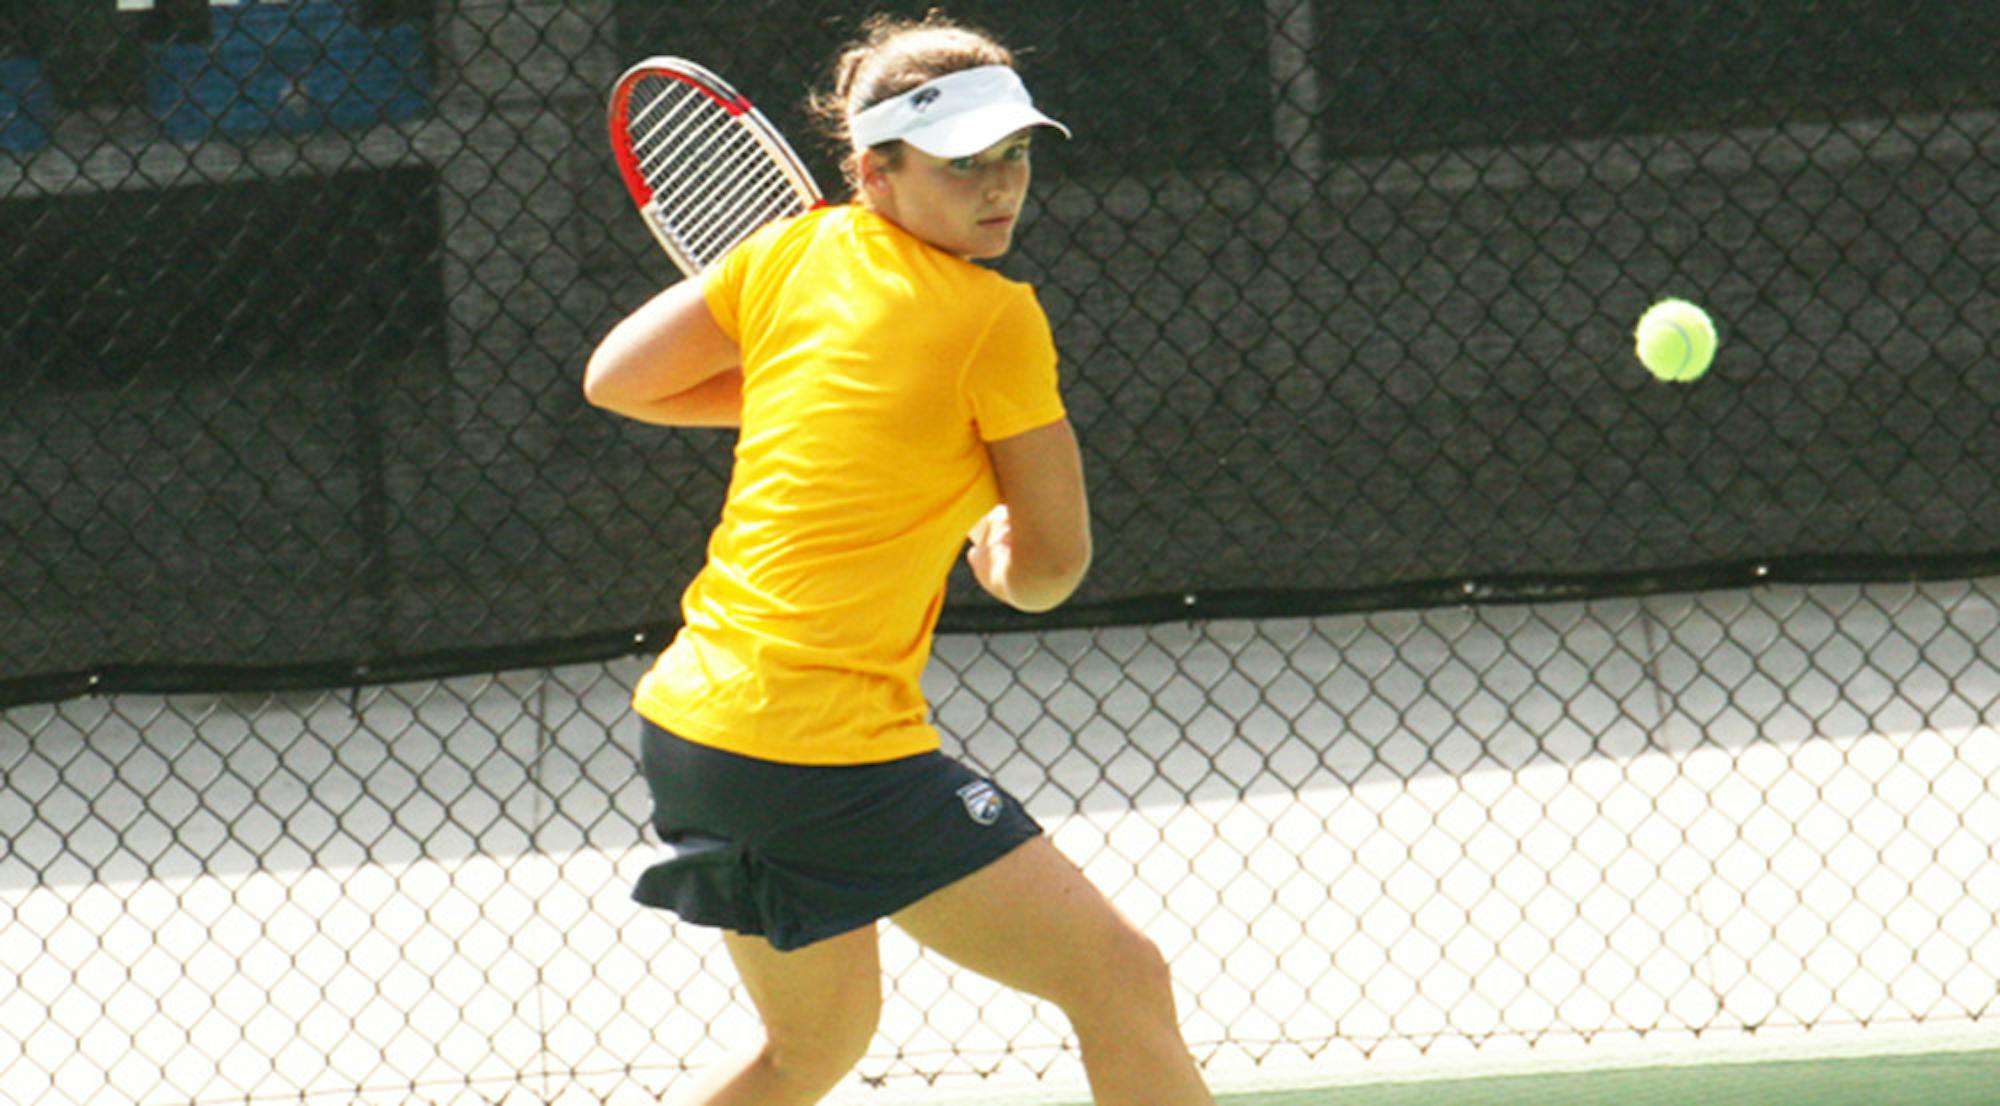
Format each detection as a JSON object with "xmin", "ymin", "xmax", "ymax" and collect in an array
[
  {"xmin": 888, "ymin": 836, "xmax": 1167, "ymax": 1008},
  {"xmin": 723, "ymin": 925, "xmax": 883, "ymax": 1061}
]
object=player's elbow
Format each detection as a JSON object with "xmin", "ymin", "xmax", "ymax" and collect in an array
[
  {"xmin": 582, "ymin": 347, "xmax": 633, "ymax": 410},
  {"xmin": 583, "ymin": 345, "xmax": 673, "ymax": 418},
  {"xmin": 1006, "ymin": 535, "xmax": 1092, "ymax": 613}
]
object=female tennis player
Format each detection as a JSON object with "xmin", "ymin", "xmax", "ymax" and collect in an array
[{"xmin": 583, "ymin": 14, "xmax": 1215, "ymax": 1106}]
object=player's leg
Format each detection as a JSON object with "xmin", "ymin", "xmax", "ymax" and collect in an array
[
  {"xmin": 665, "ymin": 926, "xmax": 883, "ymax": 1106},
  {"xmin": 890, "ymin": 837, "xmax": 1215, "ymax": 1106}
]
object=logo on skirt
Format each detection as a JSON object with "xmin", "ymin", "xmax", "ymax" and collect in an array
[{"xmin": 956, "ymin": 780, "xmax": 1004, "ymax": 826}]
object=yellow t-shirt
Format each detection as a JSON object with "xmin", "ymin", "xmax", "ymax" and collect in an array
[{"xmin": 632, "ymin": 204, "xmax": 1067, "ymax": 765}]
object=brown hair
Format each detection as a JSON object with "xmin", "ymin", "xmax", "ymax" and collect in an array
[{"xmin": 808, "ymin": 11, "xmax": 1016, "ymax": 193}]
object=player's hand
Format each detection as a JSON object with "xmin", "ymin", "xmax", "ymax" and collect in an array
[{"xmin": 966, "ymin": 504, "xmax": 1014, "ymax": 603}]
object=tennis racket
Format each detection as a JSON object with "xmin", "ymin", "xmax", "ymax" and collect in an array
[{"xmin": 607, "ymin": 57, "xmax": 824, "ymax": 277}]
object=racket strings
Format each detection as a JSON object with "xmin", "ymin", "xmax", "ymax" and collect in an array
[
  {"xmin": 626, "ymin": 77, "xmax": 813, "ymax": 271},
  {"xmin": 636, "ymin": 89, "xmax": 747, "ymax": 214},
  {"xmin": 685, "ymin": 172, "xmax": 801, "ymax": 260},
  {"xmin": 635, "ymin": 85, "xmax": 737, "ymax": 188}
]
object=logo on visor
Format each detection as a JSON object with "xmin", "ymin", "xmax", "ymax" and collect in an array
[
  {"xmin": 956, "ymin": 780, "xmax": 1004, "ymax": 826},
  {"xmin": 910, "ymin": 87, "xmax": 943, "ymax": 112}
]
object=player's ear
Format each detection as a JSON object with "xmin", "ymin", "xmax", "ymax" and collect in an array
[
  {"xmin": 857, "ymin": 149, "xmax": 886, "ymax": 192},
  {"xmin": 858, "ymin": 146, "xmax": 901, "ymax": 198}
]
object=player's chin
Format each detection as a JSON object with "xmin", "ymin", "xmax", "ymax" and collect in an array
[{"xmin": 963, "ymin": 224, "xmax": 1017, "ymax": 259}]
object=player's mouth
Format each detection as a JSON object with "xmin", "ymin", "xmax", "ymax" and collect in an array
[{"xmin": 978, "ymin": 214, "xmax": 1015, "ymax": 230}]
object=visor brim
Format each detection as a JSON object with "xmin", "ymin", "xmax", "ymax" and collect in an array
[{"xmin": 898, "ymin": 104, "xmax": 1072, "ymax": 159}]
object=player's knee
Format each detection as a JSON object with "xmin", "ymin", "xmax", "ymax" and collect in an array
[
  {"xmin": 762, "ymin": 1000, "xmax": 879, "ymax": 1086},
  {"xmin": 1114, "ymin": 925, "xmax": 1177, "ymax": 1007},
  {"xmin": 1066, "ymin": 921, "xmax": 1176, "ymax": 1022}
]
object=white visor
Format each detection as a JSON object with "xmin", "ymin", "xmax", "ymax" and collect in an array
[{"xmin": 849, "ymin": 65, "xmax": 1070, "ymax": 158}]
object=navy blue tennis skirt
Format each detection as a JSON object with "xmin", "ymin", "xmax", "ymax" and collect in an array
[{"xmin": 631, "ymin": 719, "xmax": 1042, "ymax": 951}]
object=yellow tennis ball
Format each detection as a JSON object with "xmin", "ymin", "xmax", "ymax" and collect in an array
[{"xmin": 1634, "ymin": 298, "xmax": 1718, "ymax": 383}]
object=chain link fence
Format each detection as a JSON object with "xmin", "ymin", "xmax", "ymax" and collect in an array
[{"xmin": 3, "ymin": 2, "xmax": 1997, "ymax": 1103}]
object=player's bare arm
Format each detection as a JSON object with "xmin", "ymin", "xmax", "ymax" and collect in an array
[
  {"xmin": 971, "ymin": 418, "xmax": 1091, "ymax": 612},
  {"xmin": 583, "ymin": 279, "xmax": 742, "ymax": 427}
]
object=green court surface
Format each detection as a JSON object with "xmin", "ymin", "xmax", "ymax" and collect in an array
[{"xmin": 1047, "ymin": 1048, "xmax": 2000, "ymax": 1106}]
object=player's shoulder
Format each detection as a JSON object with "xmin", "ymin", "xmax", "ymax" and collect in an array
[
  {"xmin": 737, "ymin": 204, "xmax": 833, "ymax": 258},
  {"xmin": 768, "ymin": 205, "xmax": 1043, "ymax": 317},
  {"xmin": 965, "ymin": 267, "xmax": 1044, "ymax": 322},
  {"xmin": 712, "ymin": 204, "xmax": 838, "ymax": 287},
  {"xmin": 928, "ymin": 246, "xmax": 1040, "ymax": 313}
]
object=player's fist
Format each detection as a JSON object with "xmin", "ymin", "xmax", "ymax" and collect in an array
[{"xmin": 966, "ymin": 504, "xmax": 1013, "ymax": 600}]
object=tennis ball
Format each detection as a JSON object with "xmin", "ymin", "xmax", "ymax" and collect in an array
[{"xmin": 1634, "ymin": 298, "xmax": 1718, "ymax": 383}]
